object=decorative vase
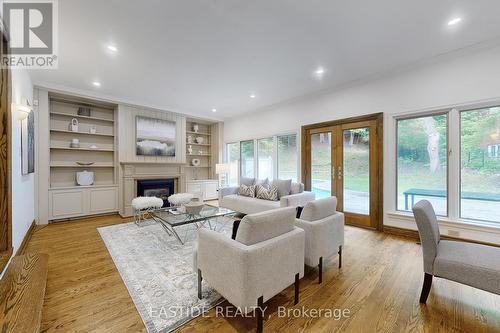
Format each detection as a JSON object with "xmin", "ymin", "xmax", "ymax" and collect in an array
[
  {"xmin": 195, "ymin": 136, "xmax": 204, "ymax": 144},
  {"xmin": 89, "ymin": 125, "xmax": 97, "ymax": 134},
  {"xmin": 193, "ymin": 124, "xmax": 199, "ymax": 133},
  {"xmin": 70, "ymin": 118, "xmax": 79, "ymax": 132},
  {"xmin": 187, "ymin": 145, "xmax": 193, "ymax": 154},
  {"xmin": 187, "ymin": 135, "xmax": 193, "ymax": 144}
]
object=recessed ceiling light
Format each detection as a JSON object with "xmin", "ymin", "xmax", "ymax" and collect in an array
[
  {"xmin": 250, "ymin": 94, "xmax": 256, "ymax": 99},
  {"xmin": 107, "ymin": 45, "xmax": 118, "ymax": 52},
  {"xmin": 314, "ymin": 67, "xmax": 326, "ymax": 79},
  {"xmin": 447, "ymin": 17, "xmax": 462, "ymax": 26},
  {"xmin": 92, "ymin": 81, "xmax": 101, "ymax": 87},
  {"xmin": 315, "ymin": 67, "xmax": 325, "ymax": 75},
  {"xmin": 211, "ymin": 108, "xmax": 217, "ymax": 113}
]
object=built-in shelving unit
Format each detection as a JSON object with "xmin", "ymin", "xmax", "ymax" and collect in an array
[
  {"xmin": 185, "ymin": 120, "xmax": 216, "ymax": 181},
  {"xmin": 49, "ymin": 99, "xmax": 117, "ymax": 189},
  {"xmin": 44, "ymin": 95, "xmax": 119, "ymax": 221}
]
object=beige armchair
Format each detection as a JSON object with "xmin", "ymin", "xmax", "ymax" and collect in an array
[
  {"xmin": 295, "ymin": 197, "xmax": 344, "ymax": 283},
  {"xmin": 196, "ymin": 207, "xmax": 305, "ymax": 333}
]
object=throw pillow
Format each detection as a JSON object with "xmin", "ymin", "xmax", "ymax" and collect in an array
[
  {"xmin": 255, "ymin": 184, "xmax": 279, "ymax": 201},
  {"xmin": 271, "ymin": 179, "xmax": 292, "ymax": 198},
  {"xmin": 291, "ymin": 182, "xmax": 304, "ymax": 194},
  {"xmin": 256, "ymin": 178, "xmax": 270, "ymax": 189},
  {"xmin": 238, "ymin": 184, "xmax": 255, "ymax": 197},
  {"xmin": 240, "ymin": 177, "xmax": 256, "ymax": 186}
]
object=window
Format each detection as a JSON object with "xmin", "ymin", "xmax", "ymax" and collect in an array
[
  {"xmin": 240, "ymin": 140, "xmax": 255, "ymax": 178},
  {"xmin": 277, "ymin": 134, "xmax": 298, "ymax": 182},
  {"xmin": 460, "ymin": 107, "xmax": 500, "ymax": 222},
  {"xmin": 258, "ymin": 137, "xmax": 275, "ymax": 180},
  {"xmin": 396, "ymin": 114, "xmax": 448, "ymax": 216},
  {"xmin": 227, "ymin": 134, "xmax": 298, "ymax": 183},
  {"xmin": 226, "ymin": 142, "xmax": 239, "ymax": 186}
]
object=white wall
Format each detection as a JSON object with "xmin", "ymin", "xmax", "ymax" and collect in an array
[
  {"xmin": 224, "ymin": 44, "xmax": 500, "ymax": 244},
  {"xmin": 10, "ymin": 69, "xmax": 35, "ymax": 254}
]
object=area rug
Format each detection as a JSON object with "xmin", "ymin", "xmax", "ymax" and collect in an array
[{"xmin": 98, "ymin": 218, "xmax": 234, "ymax": 333}]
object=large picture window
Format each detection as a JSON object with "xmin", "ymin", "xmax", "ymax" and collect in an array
[
  {"xmin": 460, "ymin": 107, "xmax": 500, "ymax": 222},
  {"xmin": 396, "ymin": 114, "xmax": 448, "ymax": 216},
  {"xmin": 277, "ymin": 134, "xmax": 298, "ymax": 182},
  {"xmin": 258, "ymin": 137, "xmax": 275, "ymax": 180},
  {"xmin": 226, "ymin": 142, "xmax": 240, "ymax": 186},
  {"xmin": 240, "ymin": 140, "xmax": 255, "ymax": 178},
  {"xmin": 226, "ymin": 134, "xmax": 298, "ymax": 183}
]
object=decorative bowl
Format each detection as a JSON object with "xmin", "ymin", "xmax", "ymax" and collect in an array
[
  {"xmin": 76, "ymin": 161, "xmax": 95, "ymax": 166},
  {"xmin": 195, "ymin": 136, "xmax": 204, "ymax": 144},
  {"xmin": 191, "ymin": 158, "xmax": 201, "ymax": 166},
  {"xmin": 184, "ymin": 199, "xmax": 204, "ymax": 215}
]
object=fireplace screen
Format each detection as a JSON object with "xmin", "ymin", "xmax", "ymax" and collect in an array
[{"xmin": 137, "ymin": 179, "xmax": 175, "ymax": 207}]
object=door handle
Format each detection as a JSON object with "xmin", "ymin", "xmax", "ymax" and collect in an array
[{"xmin": 338, "ymin": 166, "xmax": 342, "ymax": 180}]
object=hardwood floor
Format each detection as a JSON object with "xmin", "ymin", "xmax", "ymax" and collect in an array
[{"xmin": 24, "ymin": 215, "xmax": 500, "ymax": 333}]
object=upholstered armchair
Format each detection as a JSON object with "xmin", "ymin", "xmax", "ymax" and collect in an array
[
  {"xmin": 295, "ymin": 197, "xmax": 344, "ymax": 283},
  {"xmin": 413, "ymin": 200, "xmax": 500, "ymax": 303},
  {"xmin": 196, "ymin": 207, "xmax": 305, "ymax": 333}
]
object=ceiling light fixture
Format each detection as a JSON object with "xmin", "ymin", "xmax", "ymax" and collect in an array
[
  {"xmin": 92, "ymin": 81, "xmax": 101, "ymax": 87},
  {"xmin": 107, "ymin": 45, "xmax": 118, "ymax": 52},
  {"xmin": 447, "ymin": 17, "xmax": 462, "ymax": 26},
  {"xmin": 314, "ymin": 67, "xmax": 326, "ymax": 79},
  {"xmin": 250, "ymin": 94, "xmax": 256, "ymax": 99},
  {"xmin": 211, "ymin": 108, "xmax": 217, "ymax": 113}
]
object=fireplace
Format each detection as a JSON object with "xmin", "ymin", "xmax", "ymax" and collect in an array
[{"xmin": 137, "ymin": 179, "xmax": 175, "ymax": 207}]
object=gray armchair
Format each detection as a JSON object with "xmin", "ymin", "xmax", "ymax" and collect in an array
[{"xmin": 412, "ymin": 200, "xmax": 500, "ymax": 303}]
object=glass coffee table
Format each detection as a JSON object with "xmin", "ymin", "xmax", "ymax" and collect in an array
[{"xmin": 150, "ymin": 205, "xmax": 237, "ymax": 244}]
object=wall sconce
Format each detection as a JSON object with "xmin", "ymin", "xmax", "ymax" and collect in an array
[{"xmin": 14, "ymin": 98, "xmax": 32, "ymax": 120}]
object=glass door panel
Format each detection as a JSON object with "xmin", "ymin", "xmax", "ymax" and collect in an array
[
  {"xmin": 343, "ymin": 128, "xmax": 370, "ymax": 215},
  {"xmin": 311, "ymin": 132, "xmax": 332, "ymax": 198}
]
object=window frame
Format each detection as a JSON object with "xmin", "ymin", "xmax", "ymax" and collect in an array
[{"xmin": 226, "ymin": 142, "xmax": 240, "ymax": 186}]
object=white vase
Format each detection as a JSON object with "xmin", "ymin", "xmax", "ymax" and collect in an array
[
  {"xmin": 193, "ymin": 124, "xmax": 199, "ymax": 133},
  {"xmin": 70, "ymin": 118, "xmax": 79, "ymax": 132},
  {"xmin": 187, "ymin": 145, "xmax": 193, "ymax": 154}
]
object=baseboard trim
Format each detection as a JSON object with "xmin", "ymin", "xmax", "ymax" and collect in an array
[
  {"xmin": 16, "ymin": 220, "xmax": 36, "ymax": 256},
  {"xmin": 383, "ymin": 225, "xmax": 500, "ymax": 248}
]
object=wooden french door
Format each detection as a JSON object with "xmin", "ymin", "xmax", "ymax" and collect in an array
[{"xmin": 302, "ymin": 114, "xmax": 383, "ymax": 229}]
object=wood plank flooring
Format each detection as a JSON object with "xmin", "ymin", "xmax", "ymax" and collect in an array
[{"xmin": 24, "ymin": 215, "xmax": 500, "ymax": 333}]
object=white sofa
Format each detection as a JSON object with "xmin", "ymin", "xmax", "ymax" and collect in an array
[
  {"xmin": 295, "ymin": 196, "xmax": 344, "ymax": 283},
  {"xmin": 196, "ymin": 207, "xmax": 305, "ymax": 332},
  {"xmin": 218, "ymin": 179, "xmax": 315, "ymax": 215}
]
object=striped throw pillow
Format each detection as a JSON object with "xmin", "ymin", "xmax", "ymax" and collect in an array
[
  {"xmin": 238, "ymin": 184, "xmax": 255, "ymax": 198},
  {"xmin": 255, "ymin": 184, "xmax": 279, "ymax": 201}
]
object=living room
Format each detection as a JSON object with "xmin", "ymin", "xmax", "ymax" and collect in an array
[{"xmin": 1, "ymin": 1, "xmax": 499, "ymax": 332}]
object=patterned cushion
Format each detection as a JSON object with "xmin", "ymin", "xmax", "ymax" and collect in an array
[
  {"xmin": 255, "ymin": 184, "xmax": 279, "ymax": 201},
  {"xmin": 238, "ymin": 184, "xmax": 255, "ymax": 197},
  {"xmin": 256, "ymin": 178, "xmax": 270, "ymax": 189}
]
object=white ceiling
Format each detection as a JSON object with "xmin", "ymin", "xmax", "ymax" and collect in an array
[{"xmin": 29, "ymin": 0, "xmax": 500, "ymax": 120}]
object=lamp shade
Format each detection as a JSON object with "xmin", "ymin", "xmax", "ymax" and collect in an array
[{"xmin": 215, "ymin": 163, "xmax": 230, "ymax": 174}]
